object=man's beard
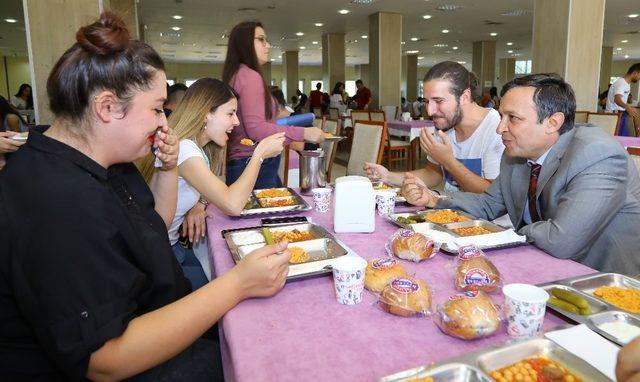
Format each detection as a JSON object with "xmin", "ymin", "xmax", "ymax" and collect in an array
[{"xmin": 435, "ymin": 105, "xmax": 463, "ymax": 132}]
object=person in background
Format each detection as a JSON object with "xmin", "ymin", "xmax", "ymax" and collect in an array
[
  {"xmin": 270, "ymin": 87, "xmax": 293, "ymax": 118},
  {"xmin": 487, "ymin": 86, "xmax": 500, "ymax": 109},
  {"xmin": 352, "ymin": 79, "xmax": 372, "ymax": 110},
  {"xmin": 365, "ymin": 61, "xmax": 503, "ymax": 195},
  {"xmin": 412, "ymin": 97, "xmax": 424, "ymax": 119},
  {"xmin": 10, "ymin": 83, "xmax": 33, "ymax": 110},
  {"xmin": 163, "ymin": 82, "xmax": 187, "ymax": 117},
  {"xmin": 401, "ymin": 97, "xmax": 410, "ymax": 113},
  {"xmin": 0, "ymin": 12, "xmax": 291, "ymax": 381},
  {"xmin": 309, "ymin": 82, "xmax": 323, "ymax": 111},
  {"xmin": 403, "ymin": 73, "xmax": 640, "ymax": 275},
  {"xmin": 0, "ymin": 96, "xmax": 27, "ymax": 133},
  {"xmin": 221, "ymin": 21, "xmax": 323, "ymax": 188},
  {"xmin": 330, "ymin": 82, "xmax": 347, "ymax": 114},
  {"xmin": 617, "ymin": 337, "xmax": 640, "ymax": 382},
  {"xmin": 321, "ymin": 91, "xmax": 331, "ymax": 114},
  {"xmin": 296, "ymin": 89, "xmax": 308, "ymax": 112},
  {"xmin": 139, "ymin": 78, "xmax": 285, "ymax": 290},
  {"xmin": 606, "ymin": 63, "xmax": 640, "ymax": 133}
]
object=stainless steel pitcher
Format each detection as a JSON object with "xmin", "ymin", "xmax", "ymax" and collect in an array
[{"xmin": 299, "ymin": 148, "xmax": 326, "ymax": 195}]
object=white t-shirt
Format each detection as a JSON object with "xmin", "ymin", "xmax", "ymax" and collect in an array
[
  {"xmin": 606, "ymin": 77, "xmax": 630, "ymax": 112},
  {"xmin": 330, "ymin": 94, "xmax": 346, "ymax": 114},
  {"xmin": 428, "ymin": 108, "xmax": 504, "ymax": 193},
  {"xmin": 412, "ymin": 101, "xmax": 423, "ymax": 116},
  {"xmin": 168, "ymin": 139, "xmax": 208, "ymax": 245}
]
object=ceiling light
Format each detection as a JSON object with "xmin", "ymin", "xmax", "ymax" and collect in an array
[
  {"xmin": 625, "ymin": 54, "xmax": 630, "ymax": 59},
  {"xmin": 507, "ymin": 50, "xmax": 513, "ymax": 53},
  {"xmin": 406, "ymin": 50, "xmax": 419, "ymax": 54},
  {"xmin": 452, "ymin": 46, "xmax": 458, "ymax": 50},
  {"xmin": 270, "ymin": 58, "xmax": 275, "ymax": 62},
  {"xmin": 172, "ymin": 15, "xmax": 183, "ymax": 20},
  {"xmin": 361, "ymin": 35, "xmax": 368, "ymax": 39},
  {"xmin": 296, "ymin": 32, "xmax": 304, "ymax": 36},
  {"xmin": 300, "ymin": 46, "xmax": 306, "ymax": 50},
  {"xmin": 314, "ymin": 22, "xmax": 323, "ymax": 27},
  {"xmin": 5, "ymin": 18, "xmax": 17, "ymax": 23},
  {"xmin": 338, "ymin": 9, "xmax": 350, "ymax": 14},
  {"xmin": 628, "ymin": 14, "xmax": 639, "ymax": 18},
  {"xmin": 433, "ymin": 43, "xmax": 448, "ymax": 47},
  {"xmin": 401, "ymin": 41, "xmax": 406, "ymax": 45},
  {"xmin": 617, "ymin": 47, "xmax": 623, "ymax": 50},
  {"xmin": 422, "ymin": 14, "xmax": 432, "ymax": 19},
  {"xmin": 312, "ymin": 41, "xmax": 319, "ymax": 44},
  {"xmin": 621, "ymin": 40, "xmax": 628, "ymax": 43},
  {"xmin": 418, "ymin": 56, "xmax": 425, "ymax": 59},
  {"xmin": 171, "ymin": 26, "xmax": 181, "ymax": 31},
  {"xmin": 506, "ymin": 42, "xmax": 513, "ymax": 46},
  {"xmin": 441, "ymin": 29, "xmax": 449, "ymax": 33},
  {"xmin": 490, "ymin": 32, "xmax": 498, "ymax": 36},
  {"xmin": 410, "ymin": 37, "xmax": 418, "ymax": 41},
  {"xmin": 457, "ymin": 61, "xmax": 466, "ymax": 64}
]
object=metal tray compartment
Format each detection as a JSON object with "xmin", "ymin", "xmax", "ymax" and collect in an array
[
  {"xmin": 422, "ymin": 209, "xmax": 475, "ymax": 225},
  {"xmin": 240, "ymin": 187, "xmax": 311, "ymax": 217},
  {"xmin": 587, "ymin": 311, "xmax": 640, "ymax": 346},
  {"xmin": 286, "ymin": 238, "xmax": 347, "ymax": 263},
  {"xmin": 267, "ymin": 223, "xmax": 330, "ymax": 242},
  {"xmin": 253, "ymin": 187, "xmax": 293, "ymax": 199},
  {"xmin": 258, "ymin": 196, "xmax": 299, "ymax": 208},
  {"xmin": 476, "ymin": 338, "xmax": 611, "ymax": 381},
  {"xmin": 379, "ymin": 363, "xmax": 492, "ymax": 382},
  {"xmin": 444, "ymin": 220, "xmax": 506, "ymax": 237},
  {"xmin": 566, "ymin": 272, "xmax": 640, "ymax": 294},
  {"xmin": 541, "ymin": 284, "xmax": 609, "ymax": 322}
]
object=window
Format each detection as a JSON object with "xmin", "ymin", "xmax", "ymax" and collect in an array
[
  {"xmin": 515, "ymin": 60, "xmax": 532, "ymax": 75},
  {"xmin": 185, "ymin": 79, "xmax": 198, "ymax": 87},
  {"xmin": 166, "ymin": 79, "xmax": 175, "ymax": 86},
  {"xmin": 311, "ymin": 80, "xmax": 323, "ymax": 91},
  {"xmin": 298, "ymin": 80, "xmax": 304, "ymax": 93},
  {"xmin": 610, "ymin": 76, "xmax": 620, "ymax": 85},
  {"xmin": 417, "ymin": 80, "xmax": 424, "ymax": 99},
  {"xmin": 345, "ymin": 81, "xmax": 357, "ymax": 98}
]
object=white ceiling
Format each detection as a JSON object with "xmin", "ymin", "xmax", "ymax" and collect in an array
[{"xmin": 1, "ymin": 0, "xmax": 639, "ymax": 67}]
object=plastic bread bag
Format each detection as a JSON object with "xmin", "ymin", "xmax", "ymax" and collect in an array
[
  {"xmin": 385, "ymin": 228, "xmax": 441, "ymax": 263},
  {"xmin": 435, "ymin": 291, "xmax": 501, "ymax": 340},
  {"xmin": 364, "ymin": 257, "xmax": 408, "ymax": 293},
  {"xmin": 453, "ymin": 245, "xmax": 502, "ymax": 293},
  {"xmin": 378, "ymin": 276, "xmax": 432, "ymax": 317}
]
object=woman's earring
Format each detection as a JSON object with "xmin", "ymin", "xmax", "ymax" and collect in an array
[{"xmin": 203, "ymin": 122, "xmax": 207, "ymax": 130}]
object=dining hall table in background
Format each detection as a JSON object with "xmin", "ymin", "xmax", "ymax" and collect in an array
[
  {"xmin": 387, "ymin": 119, "xmax": 435, "ymax": 170},
  {"xmin": 206, "ymin": 196, "xmax": 596, "ymax": 382}
]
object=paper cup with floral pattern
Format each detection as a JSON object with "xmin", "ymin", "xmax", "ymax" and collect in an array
[
  {"xmin": 503, "ymin": 283, "xmax": 549, "ymax": 339},
  {"xmin": 375, "ymin": 190, "xmax": 396, "ymax": 216},
  {"xmin": 311, "ymin": 187, "xmax": 332, "ymax": 213},
  {"xmin": 331, "ymin": 256, "xmax": 368, "ymax": 305}
]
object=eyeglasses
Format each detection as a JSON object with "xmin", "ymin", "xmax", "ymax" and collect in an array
[{"xmin": 254, "ymin": 36, "xmax": 271, "ymax": 47}]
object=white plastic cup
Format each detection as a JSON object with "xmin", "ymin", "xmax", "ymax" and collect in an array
[
  {"xmin": 375, "ymin": 190, "xmax": 396, "ymax": 216},
  {"xmin": 311, "ymin": 187, "xmax": 332, "ymax": 213},
  {"xmin": 331, "ymin": 256, "xmax": 367, "ymax": 305},
  {"xmin": 503, "ymin": 283, "xmax": 550, "ymax": 339}
]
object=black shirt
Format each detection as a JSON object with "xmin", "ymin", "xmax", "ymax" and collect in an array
[{"xmin": 0, "ymin": 126, "xmax": 190, "ymax": 381}]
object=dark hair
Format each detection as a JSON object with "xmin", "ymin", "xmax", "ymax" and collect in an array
[
  {"xmin": 167, "ymin": 83, "xmax": 187, "ymax": 102},
  {"xmin": 222, "ymin": 21, "xmax": 272, "ymax": 120},
  {"xmin": 501, "ymin": 73, "xmax": 576, "ymax": 135},
  {"xmin": 14, "ymin": 83, "xmax": 31, "ymax": 97},
  {"xmin": 270, "ymin": 88, "xmax": 286, "ymax": 108},
  {"xmin": 627, "ymin": 63, "xmax": 640, "ymax": 75},
  {"xmin": 315, "ymin": 82, "xmax": 321, "ymax": 89},
  {"xmin": 0, "ymin": 96, "xmax": 26, "ymax": 128},
  {"xmin": 355, "ymin": 79, "xmax": 363, "ymax": 85},
  {"xmin": 47, "ymin": 11, "xmax": 165, "ymax": 123},
  {"xmin": 332, "ymin": 82, "xmax": 344, "ymax": 95},
  {"xmin": 424, "ymin": 61, "xmax": 476, "ymax": 100},
  {"xmin": 489, "ymin": 86, "xmax": 498, "ymax": 98}
]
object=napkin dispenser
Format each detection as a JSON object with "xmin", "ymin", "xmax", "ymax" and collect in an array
[
  {"xmin": 333, "ymin": 176, "xmax": 375, "ymax": 233},
  {"xmin": 401, "ymin": 112, "xmax": 411, "ymax": 122}
]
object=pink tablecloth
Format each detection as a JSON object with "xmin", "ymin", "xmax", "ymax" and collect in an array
[
  {"xmin": 387, "ymin": 119, "xmax": 434, "ymax": 133},
  {"xmin": 615, "ymin": 136, "xmax": 640, "ymax": 148},
  {"xmin": 206, "ymin": 196, "xmax": 595, "ymax": 382}
]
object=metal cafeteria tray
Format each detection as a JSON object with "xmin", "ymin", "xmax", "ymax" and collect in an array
[
  {"xmin": 241, "ymin": 187, "xmax": 311, "ymax": 217},
  {"xmin": 587, "ymin": 311, "xmax": 640, "ymax": 346},
  {"xmin": 380, "ymin": 338, "xmax": 611, "ymax": 382},
  {"xmin": 443, "ymin": 220, "xmax": 506, "ymax": 236},
  {"xmin": 323, "ymin": 134, "xmax": 346, "ymax": 142},
  {"xmin": 538, "ymin": 272, "xmax": 640, "ymax": 346},
  {"xmin": 223, "ymin": 223, "xmax": 348, "ymax": 281},
  {"xmin": 386, "ymin": 209, "xmax": 475, "ymax": 229}
]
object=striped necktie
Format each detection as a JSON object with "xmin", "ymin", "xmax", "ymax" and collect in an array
[{"xmin": 528, "ymin": 163, "xmax": 542, "ymax": 223}]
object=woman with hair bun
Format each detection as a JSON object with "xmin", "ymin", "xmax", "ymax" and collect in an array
[
  {"xmin": 0, "ymin": 11, "xmax": 290, "ymax": 381},
  {"xmin": 222, "ymin": 20, "xmax": 325, "ymax": 188}
]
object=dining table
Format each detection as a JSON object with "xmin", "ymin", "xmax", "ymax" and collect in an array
[{"xmin": 206, "ymin": 196, "xmax": 597, "ymax": 382}]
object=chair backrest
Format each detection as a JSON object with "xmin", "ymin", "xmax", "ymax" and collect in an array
[
  {"xmin": 587, "ymin": 112, "xmax": 621, "ymax": 136},
  {"xmin": 312, "ymin": 116, "xmax": 325, "ymax": 129},
  {"xmin": 312, "ymin": 107, "xmax": 323, "ymax": 118},
  {"xmin": 369, "ymin": 110, "xmax": 386, "ymax": 122},
  {"xmin": 574, "ymin": 111, "xmax": 589, "ymax": 124},
  {"xmin": 323, "ymin": 119, "xmax": 339, "ymax": 135},
  {"xmin": 346, "ymin": 120, "xmax": 386, "ymax": 176},
  {"xmin": 381, "ymin": 105, "xmax": 399, "ymax": 121},
  {"xmin": 328, "ymin": 107, "xmax": 340, "ymax": 120},
  {"xmin": 627, "ymin": 147, "xmax": 640, "ymax": 180},
  {"xmin": 321, "ymin": 119, "xmax": 340, "ymax": 180},
  {"xmin": 350, "ymin": 110, "xmax": 371, "ymax": 124}
]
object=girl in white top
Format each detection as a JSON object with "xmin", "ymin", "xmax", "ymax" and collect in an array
[{"xmin": 139, "ymin": 78, "xmax": 285, "ymax": 289}]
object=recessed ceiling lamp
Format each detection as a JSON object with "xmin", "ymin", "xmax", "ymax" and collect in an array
[
  {"xmin": 507, "ymin": 50, "xmax": 513, "ymax": 53},
  {"xmin": 312, "ymin": 41, "xmax": 319, "ymax": 44},
  {"xmin": 270, "ymin": 58, "xmax": 275, "ymax": 62},
  {"xmin": 296, "ymin": 32, "xmax": 304, "ymax": 36},
  {"xmin": 628, "ymin": 14, "xmax": 639, "ymax": 18},
  {"xmin": 625, "ymin": 54, "xmax": 630, "ymax": 59},
  {"xmin": 621, "ymin": 40, "xmax": 628, "ymax": 43},
  {"xmin": 441, "ymin": 29, "xmax": 449, "ymax": 33},
  {"xmin": 361, "ymin": 35, "xmax": 368, "ymax": 39},
  {"xmin": 172, "ymin": 15, "xmax": 183, "ymax": 20},
  {"xmin": 5, "ymin": 18, "xmax": 17, "ymax": 23},
  {"xmin": 410, "ymin": 37, "xmax": 418, "ymax": 41},
  {"xmin": 452, "ymin": 46, "xmax": 458, "ymax": 50},
  {"xmin": 418, "ymin": 56, "xmax": 425, "ymax": 59},
  {"xmin": 506, "ymin": 42, "xmax": 513, "ymax": 46},
  {"xmin": 406, "ymin": 50, "xmax": 419, "ymax": 54},
  {"xmin": 401, "ymin": 41, "xmax": 406, "ymax": 45},
  {"xmin": 501, "ymin": 9, "xmax": 530, "ymax": 17},
  {"xmin": 433, "ymin": 43, "xmax": 448, "ymax": 47},
  {"xmin": 314, "ymin": 22, "xmax": 323, "ymax": 27},
  {"xmin": 338, "ymin": 9, "xmax": 350, "ymax": 14},
  {"xmin": 171, "ymin": 26, "xmax": 181, "ymax": 31},
  {"xmin": 437, "ymin": 4, "xmax": 462, "ymax": 11},
  {"xmin": 490, "ymin": 32, "xmax": 498, "ymax": 36},
  {"xmin": 457, "ymin": 61, "xmax": 466, "ymax": 64},
  {"xmin": 617, "ymin": 47, "xmax": 623, "ymax": 50},
  {"xmin": 422, "ymin": 15, "xmax": 432, "ymax": 19},
  {"xmin": 300, "ymin": 46, "xmax": 306, "ymax": 50},
  {"xmin": 350, "ymin": 0, "xmax": 374, "ymax": 3}
]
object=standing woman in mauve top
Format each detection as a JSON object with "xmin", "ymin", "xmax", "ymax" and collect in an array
[{"xmin": 222, "ymin": 21, "xmax": 324, "ymax": 189}]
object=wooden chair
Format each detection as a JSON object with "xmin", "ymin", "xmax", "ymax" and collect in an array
[
  {"xmin": 312, "ymin": 116, "xmax": 325, "ymax": 129},
  {"xmin": 587, "ymin": 112, "xmax": 621, "ymax": 136},
  {"xmin": 312, "ymin": 107, "xmax": 323, "ymax": 118},
  {"xmin": 627, "ymin": 147, "xmax": 640, "ymax": 180},
  {"xmin": 328, "ymin": 107, "xmax": 340, "ymax": 120},
  {"xmin": 381, "ymin": 105, "xmax": 399, "ymax": 122},
  {"xmin": 385, "ymin": 132, "xmax": 412, "ymax": 171},
  {"xmin": 369, "ymin": 110, "xmax": 386, "ymax": 122},
  {"xmin": 321, "ymin": 119, "xmax": 340, "ymax": 182},
  {"xmin": 350, "ymin": 110, "xmax": 371, "ymax": 124},
  {"xmin": 346, "ymin": 120, "xmax": 386, "ymax": 176},
  {"xmin": 574, "ymin": 110, "xmax": 589, "ymax": 124}
]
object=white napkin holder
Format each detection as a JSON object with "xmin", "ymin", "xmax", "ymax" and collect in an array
[
  {"xmin": 333, "ymin": 176, "xmax": 375, "ymax": 233},
  {"xmin": 401, "ymin": 112, "xmax": 411, "ymax": 122}
]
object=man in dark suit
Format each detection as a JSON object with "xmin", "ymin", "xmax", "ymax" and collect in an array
[{"xmin": 403, "ymin": 73, "xmax": 640, "ymax": 274}]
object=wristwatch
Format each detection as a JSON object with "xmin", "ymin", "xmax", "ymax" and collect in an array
[{"xmin": 198, "ymin": 197, "xmax": 209, "ymax": 207}]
